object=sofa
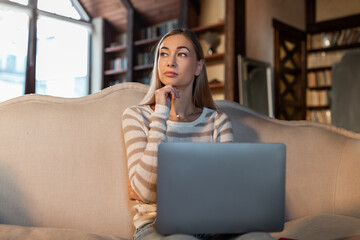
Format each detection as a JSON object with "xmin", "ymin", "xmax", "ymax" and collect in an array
[{"xmin": 0, "ymin": 82, "xmax": 360, "ymax": 240}]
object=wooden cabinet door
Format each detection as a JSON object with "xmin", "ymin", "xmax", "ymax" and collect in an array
[{"xmin": 273, "ymin": 20, "xmax": 306, "ymax": 120}]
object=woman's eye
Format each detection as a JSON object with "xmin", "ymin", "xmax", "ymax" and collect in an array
[
  {"xmin": 160, "ymin": 52, "xmax": 168, "ymax": 57},
  {"xmin": 178, "ymin": 52, "xmax": 187, "ymax": 57}
]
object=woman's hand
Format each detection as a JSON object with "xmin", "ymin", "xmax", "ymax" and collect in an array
[
  {"xmin": 154, "ymin": 85, "xmax": 180, "ymax": 108},
  {"xmin": 128, "ymin": 183, "xmax": 142, "ymax": 201}
]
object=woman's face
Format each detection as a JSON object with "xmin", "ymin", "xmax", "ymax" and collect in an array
[{"xmin": 157, "ymin": 34, "xmax": 203, "ymax": 89}]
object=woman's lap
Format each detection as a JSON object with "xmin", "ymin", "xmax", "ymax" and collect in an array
[{"xmin": 132, "ymin": 222, "xmax": 276, "ymax": 240}]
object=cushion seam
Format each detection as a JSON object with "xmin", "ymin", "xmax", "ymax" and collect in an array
[{"xmin": 333, "ymin": 138, "xmax": 348, "ymax": 215}]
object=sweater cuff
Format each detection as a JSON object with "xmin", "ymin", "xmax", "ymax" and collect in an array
[{"xmin": 153, "ymin": 104, "xmax": 170, "ymax": 120}]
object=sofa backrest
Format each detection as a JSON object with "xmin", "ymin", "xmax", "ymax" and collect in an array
[
  {"xmin": 0, "ymin": 83, "xmax": 148, "ymax": 239},
  {"xmin": 1, "ymin": 81, "xmax": 360, "ymax": 237},
  {"xmin": 217, "ymin": 100, "xmax": 360, "ymax": 221}
]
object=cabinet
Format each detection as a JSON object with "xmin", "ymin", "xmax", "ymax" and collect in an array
[{"xmin": 306, "ymin": 26, "xmax": 360, "ymax": 124}]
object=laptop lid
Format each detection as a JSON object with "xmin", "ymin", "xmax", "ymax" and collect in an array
[{"xmin": 156, "ymin": 142, "xmax": 286, "ymax": 235}]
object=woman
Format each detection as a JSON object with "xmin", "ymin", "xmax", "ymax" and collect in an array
[{"xmin": 122, "ymin": 29, "xmax": 275, "ymax": 240}]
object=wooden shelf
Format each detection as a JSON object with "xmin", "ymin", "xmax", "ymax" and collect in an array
[
  {"xmin": 104, "ymin": 69, "xmax": 127, "ymax": 76},
  {"xmin": 134, "ymin": 36, "xmax": 162, "ymax": 47},
  {"xmin": 191, "ymin": 21, "xmax": 225, "ymax": 34},
  {"xmin": 307, "ymin": 66, "xmax": 332, "ymax": 72},
  {"xmin": 205, "ymin": 53, "xmax": 224, "ymax": 62},
  {"xmin": 307, "ymin": 86, "xmax": 331, "ymax": 90},
  {"xmin": 134, "ymin": 64, "xmax": 153, "ymax": 71},
  {"xmin": 209, "ymin": 82, "xmax": 224, "ymax": 89},
  {"xmin": 307, "ymin": 105, "xmax": 331, "ymax": 110},
  {"xmin": 105, "ymin": 45, "xmax": 127, "ymax": 53},
  {"xmin": 308, "ymin": 43, "xmax": 360, "ymax": 53}
]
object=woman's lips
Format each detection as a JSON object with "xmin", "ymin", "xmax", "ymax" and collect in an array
[{"xmin": 165, "ymin": 71, "xmax": 178, "ymax": 77}]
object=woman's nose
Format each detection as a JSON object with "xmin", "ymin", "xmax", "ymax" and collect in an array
[{"xmin": 167, "ymin": 56, "xmax": 176, "ymax": 67}]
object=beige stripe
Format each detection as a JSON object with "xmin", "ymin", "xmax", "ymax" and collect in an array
[
  {"xmin": 125, "ymin": 136, "xmax": 147, "ymax": 148},
  {"xmin": 128, "ymin": 158, "xmax": 140, "ymax": 173},
  {"xmin": 127, "ymin": 147, "xmax": 145, "ymax": 160},
  {"xmin": 195, "ymin": 117, "xmax": 215, "ymax": 127},
  {"xmin": 218, "ymin": 128, "xmax": 233, "ymax": 138},
  {"xmin": 151, "ymin": 126, "xmax": 166, "ymax": 135},
  {"xmin": 167, "ymin": 130, "xmax": 213, "ymax": 138},
  {"xmin": 134, "ymin": 171, "xmax": 157, "ymax": 193},
  {"xmin": 144, "ymin": 149, "xmax": 157, "ymax": 157},
  {"xmin": 129, "ymin": 160, "xmax": 157, "ymax": 181},
  {"xmin": 139, "ymin": 160, "xmax": 157, "ymax": 174},
  {"xmin": 135, "ymin": 107, "xmax": 151, "ymax": 125},
  {"xmin": 123, "ymin": 125, "xmax": 144, "ymax": 135},
  {"xmin": 132, "ymin": 179, "xmax": 154, "ymax": 203},
  {"xmin": 148, "ymin": 137, "xmax": 161, "ymax": 143},
  {"xmin": 130, "ymin": 107, "xmax": 143, "ymax": 116},
  {"xmin": 150, "ymin": 116, "xmax": 166, "ymax": 124},
  {"xmin": 194, "ymin": 111, "xmax": 215, "ymax": 127},
  {"xmin": 214, "ymin": 118, "xmax": 231, "ymax": 131},
  {"xmin": 214, "ymin": 112, "xmax": 224, "ymax": 122},
  {"xmin": 129, "ymin": 107, "xmax": 151, "ymax": 126},
  {"xmin": 123, "ymin": 114, "xmax": 148, "ymax": 130}
]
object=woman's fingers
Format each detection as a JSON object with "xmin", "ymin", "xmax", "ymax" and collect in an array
[{"xmin": 155, "ymin": 85, "xmax": 180, "ymax": 107}]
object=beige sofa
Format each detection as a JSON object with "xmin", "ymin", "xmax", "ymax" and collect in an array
[{"xmin": 1, "ymin": 82, "xmax": 360, "ymax": 240}]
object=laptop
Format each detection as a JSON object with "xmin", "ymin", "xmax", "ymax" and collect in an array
[{"xmin": 156, "ymin": 142, "xmax": 286, "ymax": 235}]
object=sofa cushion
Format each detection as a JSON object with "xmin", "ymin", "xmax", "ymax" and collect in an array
[
  {"xmin": 0, "ymin": 224, "xmax": 124, "ymax": 240},
  {"xmin": 270, "ymin": 215, "xmax": 360, "ymax": 240}
]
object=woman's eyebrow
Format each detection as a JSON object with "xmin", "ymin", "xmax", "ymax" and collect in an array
[
  {"xmin": 160, "ymin": 46, "xmax": 190, "ymax": 52},
  {"xmin": 177, "ymin": 46, "xmax": 190, "ymax": 52}
]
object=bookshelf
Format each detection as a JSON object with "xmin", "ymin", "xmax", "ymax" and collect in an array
[
  {"xmin": 103, "ymin": 20, "xmax": 128, "ymax": 88},
  {"xmin": 133, "ymin": 19, "xmax": 179, "ymax": 85},
  {"xmin": 306, "ymin": 26, "xmax": 360, "ymax": 124}
]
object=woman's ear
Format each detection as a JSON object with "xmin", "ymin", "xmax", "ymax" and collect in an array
[{"xmin": 195, "ymin": 59, "xmax": 205, "ymax": 76}]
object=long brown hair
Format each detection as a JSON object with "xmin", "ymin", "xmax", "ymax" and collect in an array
[{"xmin": 140, "ymin": 28, "xmax": 216, "ymax": 110}]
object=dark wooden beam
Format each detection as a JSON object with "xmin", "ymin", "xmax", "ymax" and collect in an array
[
  {"xmin": 306, "ymin": 0, "xmax": 360, "ymax": 33},
  {"xmin": 225, "ymin": 0, "xmax": 244, "ymax": 102},
  {"xmin": 25, "ymin": 0, "xmax": 38, "ymax": 94},
  {"xmin": 273, "ymin": 19, "xmax": 306, "ymax": 39},
  {"xmin": 306, "ymin": 0, "xmax": 315, "ymax": 31},
  {"xmin": 307, "ymin": 14, "xmax": 360, "ymax": 33},
  {"xmin": 179, "ymin": 0, "xmax": 189, "ymax": 28}
]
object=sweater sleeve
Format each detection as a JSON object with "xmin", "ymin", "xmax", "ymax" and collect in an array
[
  {"xmin": 214, "ymin": 112, "xmax": 234, "ymax": 143},
  {"xmin": 122, "ymin": 104, "xmax": 169, "ymax": 203}
]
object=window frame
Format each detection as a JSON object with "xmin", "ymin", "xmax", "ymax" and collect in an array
[{"xmin": 1, "ymin": 0, "xmax": 92, "ymax": 95}]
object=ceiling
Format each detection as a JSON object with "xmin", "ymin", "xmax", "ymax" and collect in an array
[{"xmin": 79, "ymin": 0, "xmax": 181, "ymax": 33}]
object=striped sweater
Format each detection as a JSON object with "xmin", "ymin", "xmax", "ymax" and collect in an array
[{"xmin": 122, "ymin": 104, "xmax": 234, "ymax": 228}]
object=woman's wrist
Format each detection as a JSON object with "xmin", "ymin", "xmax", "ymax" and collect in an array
[{"xmin": 154, "ymin": 104, "xmax": 170, "ymax": 118}]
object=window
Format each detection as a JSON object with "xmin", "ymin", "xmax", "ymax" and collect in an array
[
  {"xmin": 0, "ymin": 0, "xmax": 91, "ymax": 102},
  {"xmin": 0, "ymin": 5, "xmax": 29, "ymax": 102},
  {"xmin": 36, "ymin": 16, "xmax": 89, "ymax": 97},
  {"xmin": 37, "ymin": 0, "xmax": 81, "ymax": 19}
]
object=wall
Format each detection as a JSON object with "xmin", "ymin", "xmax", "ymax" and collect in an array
[
  {"xmin": 246, "ymin": 0, "xmax": 306, "ymax": 67},
  {"xmin": 316, "ymin": 0, "xmax": 360, "ymax": 22}
]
